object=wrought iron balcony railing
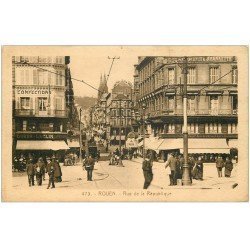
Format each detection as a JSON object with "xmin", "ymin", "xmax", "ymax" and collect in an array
[{"xmin": 15, "ymin": 109, "xmax": 68, "ymax": 117}]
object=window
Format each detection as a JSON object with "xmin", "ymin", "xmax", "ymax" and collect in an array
[
  {"xmin": 188, "ymin": 123, "xmax": 196, "ymax": 134},
  {"xmin": 39, "ymin": 123, "xmax": 50, "ymax": 132},
  {"xmin": 23, "ymin": 120, "xmax": 27, "ymax": 131},
  {"xmin": 20, "ymin": 97, "xmax": 30, "ymax": 109},
  {"xmin": 209, "ymin": 123, "xmax": 218, "ymax": 133},
  {"xmin": 232, "ymin": 95, "xmax": 238, "ymax": 110},
  {"xmin": 168, "ymin": 68, "xmax": 175, "ymax": 84},
  {"xmin": 55, "ymin": 98, "xmax": 63, "ymax": 110},
  {"xmin": 20, "ymin": 69, "xmax": 25, "ymax": 85},
  {"xmin": 232, "ymin": 66, "xmax": 238, "ymax": 84},
  {"xmin": 38, "ymin": 70, "xmax": 45, "ymax": 85},
  {"xmin": 167, "ymin": 124, "xmax": 175, "ymax": 134},
  {"xmin": 210, "ymin": 96, "xmax": 219, "ymax": 115},
  {"xmin": 33, "ymin": 70, "xmax": 38, "ymax": 85},
  {"xmin": 231, "ymin": 123, "xmax": 237, "ymax": 133},
  {"xmin": 210, "ymin": 66, "xmax": 219, "ymax": 83},
  {"xmin": 25, "ymin": 70, "xmax": 29, "ymax": 85},
  {"xmin": 168, "ymin": 96, "xmax": 175, "ymax": 110},
  {"xmin": 187, "ymin": 67, "xmax": 196, "ymax": 84},
  {"xmin": 38, "ymin": 98, "xmax": 47, "ymax": 111},
  {"xmin": 48, "ymin": 72, "xmax": 52, "ymax": 85},
  {"xmin": 187, "ymin": 95, "xmax": 196, "ymax": 113}
]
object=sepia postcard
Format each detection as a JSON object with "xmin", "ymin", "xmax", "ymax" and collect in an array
[{"xmin": 1, "ymin": 45, "xmax": 248, "ymax": 202}]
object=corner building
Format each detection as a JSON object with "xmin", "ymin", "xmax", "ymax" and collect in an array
[
  {"xmin": 135, "ymin": 56, "xmax": 238, "ymax": 161},
  {"xmin": 13, "ymin": 56, "xmax": 73, "ymax": 161}
]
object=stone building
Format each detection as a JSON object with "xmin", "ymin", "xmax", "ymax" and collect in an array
[
  {"xmin": 135, "ymin": 56, "xmax": 238, "ymax": 161},
  {"xmin": 12, "ymin": 56, "xmax": 77, "ymax": 160}
]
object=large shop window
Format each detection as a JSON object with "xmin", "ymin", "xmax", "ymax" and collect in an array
[
  {"xmin": 20, "ymin": 97, "xmax": 30, "ymax": 109},
  {"xmin": 187, "ymin": 67, "xmax": 196, "ymax": 84}
]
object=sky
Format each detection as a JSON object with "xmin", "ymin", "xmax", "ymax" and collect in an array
[{"xmin": 69, "ymin": 47, "xmax": 139, "ymax": 98}]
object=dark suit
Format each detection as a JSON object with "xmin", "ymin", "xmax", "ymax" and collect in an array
[
  {"xmin": 85, "ymin": 158, "xmax": 95, "ymax": 181},
  {"xmin": 26, "ymin": 162, "xmax": 35, "ymax": 186},
  {"xmin": 216, "ymin": 158, "xmax": 224, "ymax": 177},
  {"xmin": 142, "ymin": 159, "xmax": 153, "ymax": 189},
  {"xmin": 47, "ymin": 163, "xmax": 55, "ymax": 188}
]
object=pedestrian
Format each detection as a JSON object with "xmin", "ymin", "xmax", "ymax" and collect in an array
[
  {"xmin": 188, "ymin": 155, "xmax": 196, "ymax": 183},
  {"xmin": 193, "ymin": 156, "xmax": 204, "ymax": 180},
  {"xmin": 34, "ymin": 157, "xmax": 45, "ymax": 186},
  {"xmin": 216, "ymin": 155, "xmax": 224, "ymax": 177},
  {"xmin": 47, "ymin": 158, "xmax": 55, "ymax": 189},
  {"xmin": 224, "ymin": 157, "xmax": 233, "ymax": 177},
  {"xmin": 26, "ymin": 159, "xmax": 35, "ymax": 187},
  {"xmin": 175, "ymin": 155, "xmax": 182, "ymax": 180},
  {"xmin": 165, "ymin": 153, "xmax": 178, "ymax": 186},
  {"xmin": 142, "ymin": 155, "xmax": 153, "ymax": 189},
  {"xmin": 84, "ymin": 155, "xmax": 95, "ymax": 181},
  {"xmin": 53, "ymin": 157, "xmax": 62, "ymax": 182}
]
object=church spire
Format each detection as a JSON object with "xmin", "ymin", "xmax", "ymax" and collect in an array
[
  {"xmin": 103, "ymin": 73, "xmax": 107, "ymax": 84},
  {"xmin": 100, "ymin": 74, "xmax": 103, "ymax": 85}
]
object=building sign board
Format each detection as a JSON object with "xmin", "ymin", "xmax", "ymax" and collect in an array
[{"xmin": 16, "ymin": 133, "xmax": 67, "ymax": 140}]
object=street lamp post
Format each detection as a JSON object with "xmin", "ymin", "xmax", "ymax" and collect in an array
[
  {"xmin": 142, "ymin": 103, "xmax": 147, "ymax": 160},
  {"xmin": 181, "ymin": 57, "xmax": 191, "ymax": 185}
]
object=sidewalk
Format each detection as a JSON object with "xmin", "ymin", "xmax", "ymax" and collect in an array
[{"xmin": 129, "ymin": 158, "xmax": 238, "ymax": 189}]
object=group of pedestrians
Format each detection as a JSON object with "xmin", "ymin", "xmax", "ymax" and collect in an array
[
  {"xmin": 26, "ymin": 156, "xmax": 62, "ymax": 189},
  {"xmin": 142, "ymin": 152, "xmax": 235, "ymax": 189},
  {"xmin": 216, "ymin": 156, "xmax": 234, "ymax": 177}
]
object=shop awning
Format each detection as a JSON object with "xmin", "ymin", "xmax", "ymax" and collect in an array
[
  {"xmin": 179, "ymin": 139, "xmax": 230, "ymax": 154},
  {"xmin": 67, "ymin": 140, "xmax": 80, "ymax": 148},
  {"xmin": 157, "ymin": 138, "xmax": 183, "ymax": 151},
  {"xmin": 16, "ymin": 140, "xmax": 70, "ymax": 151},
  {"xmin": 138, "ymin": 138, "xmax": 163, "ymax": 151},
  {"xmin": 228, "ymin": 139, "xmax": 238, "ymax": 148}
]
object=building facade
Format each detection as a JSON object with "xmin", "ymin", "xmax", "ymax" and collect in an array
[
  {"xmin": 135, "ymin": 56, "xmax": 238, "ymax": 160},
  {"xmin": 106, "ymin": 81, "xmax": 134, "ymax": 145},
  {"xmin": 13, "ymin": 56, "xmax": 76, "ymax": 160}
]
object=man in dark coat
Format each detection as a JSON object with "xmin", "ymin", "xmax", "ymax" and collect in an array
[
  {"xmin": 224, "ymin": 157, "xmax": 233, "ymax": 177},
  {"xmin": 142, "ymin": 155, "xmax": 153, "ymax": 189},
  {"xmin": 47, "ymin": 158, "xmax": 55, "ymax": 189},
  {"xmin": 26, "ymin": 159, "xmax": 35, "ymax": 186},
  {"xmin": 84, "ymin": 155, "xmax": 95, "ymax": 181},
  {"xmin": 34, "ymin": 157, "xmax": 45, "ymax": 186},
  {"xmin": 53, "ymin": 157, "xmax": 62, "ymax": 182},
  {"xmin": 165, "ymin": 153, "xmax": 178, "ymax": 186},
  {"xmin": 216, "ymin": 155, "xmax": 224, "ymax": 177},
  {"xmin": 188, "ymin": 155, "xmax": 196, "ymax": 183}
]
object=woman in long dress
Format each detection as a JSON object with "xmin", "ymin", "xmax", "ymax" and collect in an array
[{"xmin": 193, "ymin": 157, "xmax": 203, "ymax": 180}]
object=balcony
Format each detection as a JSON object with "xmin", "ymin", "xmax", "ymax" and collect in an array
[
  {"xmin": 150, "ymin": 109, "xmax": 238, "ymax": 117},
  {"xmin": 15, "ymin": 109, "xmax": 68, "ymax": 118}
]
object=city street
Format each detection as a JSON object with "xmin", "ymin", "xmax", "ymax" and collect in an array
[{"xmin": 12, "ymin": 158, "xmax": 238, "ymax": 192}]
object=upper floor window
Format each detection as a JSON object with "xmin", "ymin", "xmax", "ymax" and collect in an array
[
  {"xmin": 55, "ymin": 98, "xmax": 63, "ymax": 110},
  {"xmin": 232, "ymin": 66, "xmax": 238, "ymax": 84},
  {"xmin": 20, "ymin": 97, "xmax": 30, "ymax": 110},
  {"xmin": 209, "ymin": 66, "xmax": 220, "ymax": 83},
  {"xmin": 168, "ymin": 96, "xmax": 175, "ymax": 110},
  {"xmin": 168, "ymin": 68, "xmax": 175, "ymax": 84},
  {"xmin": 187, "ymin": 67, "xmax": 196, "ymax": 84}
]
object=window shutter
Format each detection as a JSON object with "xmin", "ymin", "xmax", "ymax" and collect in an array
[
  {"xmin": 16, "ymin": 97, "xmax": 20, "ymax": 109},
  {"xmin": 30, "ymin": 97, "xmax": 33, "ymax": 111}
]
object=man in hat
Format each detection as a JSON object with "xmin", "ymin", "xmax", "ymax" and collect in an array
[
  {"xmin": 84, "ymin": 155, "xmax": 95, "ymax": 181},
  {"xmin": 142, "ymin": 154, "xmax": 153, "ymax": 189},
  {"xmin": 47, "ymin": 158, "xmax": 55, "ymax": 189},
  {"xmin": 26, "ymin": 159, "xmax": 35, "ymax": 186},
  {"xmin": 165, "ymin": 153, "xmax": 178, "ymax": 186},
  {"xmin": 34, "ymin": 157, "xmax": 45, "ymax": 186},
  {"xmin": 216, "ymin": 155, "xmax": 224, "ymax": 177}
]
